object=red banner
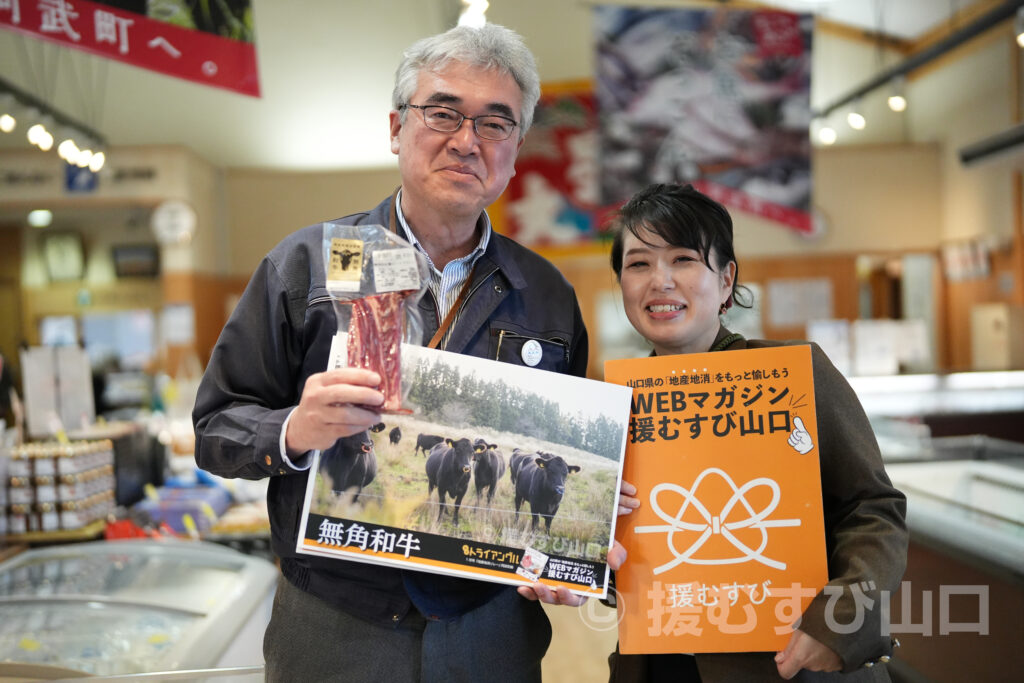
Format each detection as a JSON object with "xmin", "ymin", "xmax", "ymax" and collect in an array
[
  {"xmin": 500, "ymin": 84, "xmax": 606, "ymax": 247},
  {"xmin": 0, "ymin": 0, "xmax": 259, "ymax": 97}
]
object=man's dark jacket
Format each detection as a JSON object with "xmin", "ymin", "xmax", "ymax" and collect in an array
[{"xmin": 193, "ymin": 194, "xmax": 588, "ymax": 625}]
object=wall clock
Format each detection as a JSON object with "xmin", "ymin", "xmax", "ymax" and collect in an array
[{"xmin": 151, "ymin": 199, "xmax": 197, "ymax": 245}]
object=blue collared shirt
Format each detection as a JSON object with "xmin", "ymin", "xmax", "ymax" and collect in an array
[{"xmin": 394, "ymin": 188, "xmax": 491, "ymax": 350}]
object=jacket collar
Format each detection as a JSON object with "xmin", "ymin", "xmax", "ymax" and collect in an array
[
  {"xmin": 649, "ymin": 326, "xmax": 743, "ymax": 357},
  {"xmin": 374, "ymin": 189, "xmax": 527, "ymax": 291}
]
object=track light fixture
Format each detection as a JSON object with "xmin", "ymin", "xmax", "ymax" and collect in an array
[
  {"xmin": 887, "ymin": 76, "xmax": 907, "ymax": 112},
  {"xmin": 847, "ymin": 101, "xmax": 866, "ymax": 130},
  {"xmin": 0, "ymin": 74, "xmax": 106, "ymax": 170},
  {"xmin": 814, "ymin": 1, "xmax": 1024, "ymax": 121}
]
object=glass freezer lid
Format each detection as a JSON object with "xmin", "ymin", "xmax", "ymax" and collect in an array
[
  {"xmin": 0, "ymin": 600, "xmax": 199, "ymax": 676},
  {"xmin": 0, "ymin": 540, "xmax": 254, "ymax": 615},
  {"xmin": 886, "ymin": 459, "xmax": 1024, "ymax": 532},
  {"xmin": 885, "ymin": 458, "xmax": 1024, "ymax": 574}
]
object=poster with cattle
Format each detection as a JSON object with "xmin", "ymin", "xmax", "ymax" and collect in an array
[{"xmin": 295, "ymin": 341, "xmax": 634, "ymax": 598}]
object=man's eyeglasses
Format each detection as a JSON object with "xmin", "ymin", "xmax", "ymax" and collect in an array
[{"xmin": 401, "ymin": 104, "xmax": 518, "ymax": 141}]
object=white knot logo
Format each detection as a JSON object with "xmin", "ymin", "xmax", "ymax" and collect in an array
[{"xmin": 634, "ymin": 467, "xmax": 801, "ymax": 574}]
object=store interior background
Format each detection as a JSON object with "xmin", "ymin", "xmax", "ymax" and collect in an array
[{"xmin": 1, "ymin": 1, "xmax": 1022, "ymax": 681}]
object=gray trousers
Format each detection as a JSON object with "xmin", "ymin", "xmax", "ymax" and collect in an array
[{"xmin": 264, "ymin": 575, "xmax": 552, "ymax": 682}]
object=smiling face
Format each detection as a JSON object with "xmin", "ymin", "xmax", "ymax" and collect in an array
[
  {"xmin": 389, "ymin": 61, "xmax": 524, "ymax": 224},
  {"xmin": 619, "ymin": 227, "xmax": 735, "ymax": 357}
]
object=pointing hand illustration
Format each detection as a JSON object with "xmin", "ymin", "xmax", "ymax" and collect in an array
[{"xmin": 787, "ymin": 416, "xmax": 814, "ymax": 454}]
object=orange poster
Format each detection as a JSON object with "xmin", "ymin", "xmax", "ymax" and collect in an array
[{"xmin": 604, "ymin": 345, "xmax": 827, "ymax": 654}]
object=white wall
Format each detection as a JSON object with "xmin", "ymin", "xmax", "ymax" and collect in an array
[{"xmin": 908, "ymin": 37, "xmax": 1016, "ymax": 244}]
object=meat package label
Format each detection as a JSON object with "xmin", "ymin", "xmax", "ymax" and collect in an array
[
  {"xmin": 372, "ymin": 248, "xmax": 421, "ymax": 293},
  {"xmin": 296, "ymin": 341, "xmax": 634, "ymax": 598},
  {"xmin": 327, "ymin": 333, "xmax": 349, "ymax": 368},
  {"xmin": 327, "ymin": 238, "xmax": 364, "ymax": 292}
]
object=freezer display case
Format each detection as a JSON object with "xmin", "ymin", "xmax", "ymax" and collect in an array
[
  {"xmin": 884, "ymin": 457, "xmax": 1024, "ymax": 576},
  {"xmin": 0, "ymin": 539, "xmax": 277, "ymax": 679}
]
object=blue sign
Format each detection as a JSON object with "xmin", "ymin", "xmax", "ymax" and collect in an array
[{"xmin": 65, "ymin": 164, "xmax": 98, "ymax": 193}]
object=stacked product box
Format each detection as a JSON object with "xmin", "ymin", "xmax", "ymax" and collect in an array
[
  {"xmin": 133, "ymin": 486, "xmax": 232, "ymax": 534},
  {"xmin": 6, "ymin": 440, "xmax": 116, "ymax": 535}
]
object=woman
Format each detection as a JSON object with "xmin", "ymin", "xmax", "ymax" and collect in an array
[{"xmin": 608, "ymin": 183, "xmax": 907, "ymax": 682}]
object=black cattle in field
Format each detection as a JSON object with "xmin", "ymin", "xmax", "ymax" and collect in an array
[
  {"xmin": 389, "ymin": 426, "xmax": 402, "ymax": 446},
  {"xmin": 370, "ymin": 422, "xmax": 386, "ymax": 433},
  {"xmin": 425, "ymin": 438, "xmax": 476, "ymax": 525},
  {"xmin": 510, "ymin": 449, "xmax": 553, "ymax": 486},
  {"xmin": 321, "ymin": 431, "xmax": 377, "ymax": 503},
  {"xmin": 415, "ymin": 433, "xmax": 445, "ymax": 457},
  {"xmin": 471, "ymin": 439, "xmax": 505, "ymax": 505},
  {"xmin": 514, "ymin": 453, "xmax": 581, "ymax": 532}
]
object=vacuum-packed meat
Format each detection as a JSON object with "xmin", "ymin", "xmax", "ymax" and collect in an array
[{"xmin": 347, "ymin": 290, "xmax": 413, "ymax": 411}]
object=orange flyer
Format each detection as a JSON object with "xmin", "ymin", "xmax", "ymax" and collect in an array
[{"xmin": 604, "ymin": 345, "xmax": 827, "ymax": 654}]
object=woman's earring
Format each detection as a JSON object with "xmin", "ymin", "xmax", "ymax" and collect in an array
[{"xmin": 719, "ymin": 302, "xmax": 728, "ymax": 315}]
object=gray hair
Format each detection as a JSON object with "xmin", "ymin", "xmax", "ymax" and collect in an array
[{"xmin": 392, "ymin": 23, "xmax": 541, "ymax": 136}]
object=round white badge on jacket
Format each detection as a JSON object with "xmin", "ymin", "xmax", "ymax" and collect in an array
[{"xmin": 521, "ymin": 340, "xmax": 543, "ymax": 367}]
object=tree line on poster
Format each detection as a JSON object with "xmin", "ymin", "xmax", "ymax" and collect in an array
[{"xmin": 406, "ymin": 358, "xmax": 623, "ymax": 460}]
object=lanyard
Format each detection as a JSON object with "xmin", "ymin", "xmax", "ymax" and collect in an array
[{"xmin": 388, "ymin": 188, "xmax": 477, "ymax": 351}]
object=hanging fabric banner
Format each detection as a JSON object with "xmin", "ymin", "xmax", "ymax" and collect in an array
[
  {"xmin": 499, "ymin": 82, "xmax": 606, "ymax": 247},
  {"xmin": 595, "ymin": 6, "xmax": 813, "ymax": 234},
  {"xmin": 0, "ymin": 0, "xmax": 259, "ymax": 97}
]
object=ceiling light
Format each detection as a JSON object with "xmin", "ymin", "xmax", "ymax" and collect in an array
[
  {"xmin": 27, "ymin": 123, "xmax": 45, "ymax": 145},
  {"xmin": 37, "ymin": 129, "xmax": 54, "ymax": 151},
  {"xmin": 458, "ymin": 0, "xmax": 488, "ymax": 28},
  {"xmin": 847, "ymin": 102, "xmax": 866, "ymax": 130},
  {"xmin": 28, "ymin": 209, "xmax": 52, "ymax": 228},
  {"xmin": 887, "ymin": 93, "xmax": 907, "ymax": 112},
  {"xmin": 89, "ymin": 151, "xmax": 106, "ymax": 172},
  {"xmin": 887, "ymin": 76, "xmax": 907, "ymax": 112},
  {"xmin": 818, "ymin": 126, "xmax": 837, "ymax": 145},
  {"xmin": 0, "ymin": 113, "xmax": 14, "ymax": 133},
  {"xmin": 58, "ymin": 138, "xmax": 79, "ymax": 161},
  {"xmin": 1016, "ymin": 7, "xmax": 1024, "ymax": 48},
  {"xmin": 28, "ymin": 124, "xmax": 53, "ymax": 151}
]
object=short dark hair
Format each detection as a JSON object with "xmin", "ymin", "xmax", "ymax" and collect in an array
[{"xmin": 609, "ymin": 183, "xmax": 749, "ymax": 309}]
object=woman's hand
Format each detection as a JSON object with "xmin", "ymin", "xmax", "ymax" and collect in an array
[
  {"xmin": 607, "ymin": 480, "xmax": 639, "ymax": 571},
  {"xmin": 774, "ymin": 629, "xmax": 842, "ymax": 679},
  {"xmin": 517, "ymin": 583, "xmax": 587, "ymax": 607},
  {"xmin": 618, "ymin": 480, "xmax": 640, "ymax": 516},
  {"xmin": 519, "ymin": 478, "xmax": 641, "ymax": 602}
]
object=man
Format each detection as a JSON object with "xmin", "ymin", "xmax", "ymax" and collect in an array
[{"xmin": 194, "ymin": 24, "xmax": 590, "ymax": 682}]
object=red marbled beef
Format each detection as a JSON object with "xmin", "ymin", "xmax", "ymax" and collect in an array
[{"xmin": 347, "ymin": 290, "xmax": 413, "ymax": 411}]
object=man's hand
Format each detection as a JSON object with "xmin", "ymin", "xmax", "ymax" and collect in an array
[
  {"xmin": 774, "ymin": 629, "xmax": 842, "ymax": 679},
  {"xmin": 285, "ymin": 368, "xmax": 384, "ymax": 455}
]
